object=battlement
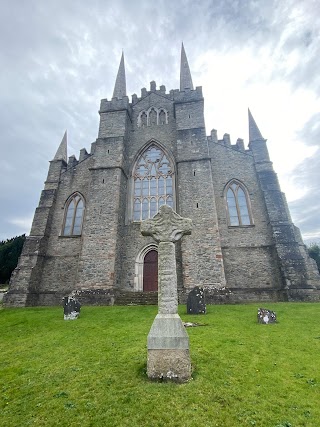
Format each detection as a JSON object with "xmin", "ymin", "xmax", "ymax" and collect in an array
[
  {"xmin": 207, "ymin": 129, "xmax": 249, "ymax": 153},
  {"xmin": 67, "ymin": 155, "xmax": 78, "ymax": 168},
  {"xmin": 131, "ymin": 81, "xmax": 170, "ymax": 104},
  {"xmin": 99, "ymin": 96, "xmax": 131, "ymax": 113},
  {"xmin": 130, "ymin": 81, "xmax": 203, "ymax": 105},
  {"xmin": 171, "ymin": 86, "xmax": 203, "ymax": 103}
]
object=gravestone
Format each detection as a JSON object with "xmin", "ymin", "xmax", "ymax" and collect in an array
[
  {"xmin": 187, "ymin": 286, "xmax": 206, "ymax": 314},
  {"xmin": 141, "ymin": 205, "xmax": 192, "ymax": 382},
  {"xmin": 257, "ymin": 307, "xmax": 277, "ymax": 324},
  {"xmin": 63, "ymin": 296, "xmax": 81, "ymax": 320}
]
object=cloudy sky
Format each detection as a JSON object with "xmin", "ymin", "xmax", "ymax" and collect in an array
[{"xmin": 1, "ymin": 0, "xmax": 319, "ymax": 244}]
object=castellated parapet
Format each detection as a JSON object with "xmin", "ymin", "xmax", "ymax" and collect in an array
[
  {"xmin": 129, "ymin": 83, "xmax": 203, "ymax": 105},
  {"xmin": 99, "ymin": 96, "xmax": 131, "ymax": 113},
  {"xmin": 4, "ymin": 45, "xmax": 320, "ymax": 307}
]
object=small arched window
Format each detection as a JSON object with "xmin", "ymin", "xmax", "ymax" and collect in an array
[
  {"xmin": 159, "ymin": 110, "xmax": 166, "ymax": 125},
  {"xmin": 62, "ymin": 193, "xmax": 85, "ymax": 236},
  {"xmin": 132, "ymin": 144, "xmax": 174, "ymax": 221},
  {"xmin": 226, "ymin": 181, "xmax": 252, "ymax": 226},
  {"xmin": 148, "ymin": 108, "xmax": 157, "ymax": 126}
]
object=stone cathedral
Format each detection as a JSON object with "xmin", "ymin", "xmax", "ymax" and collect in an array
[{"xmin": 5, "ymin": 45, "xmax": 320, "ymax": 307}]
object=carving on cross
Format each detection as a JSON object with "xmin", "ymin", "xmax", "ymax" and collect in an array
[{"xmin": 141, "ymin": 205, "xmax": 192, "ymax": 243}]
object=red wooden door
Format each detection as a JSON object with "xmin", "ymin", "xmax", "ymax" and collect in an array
[{"xmin": 143, "ymin": 250, "xmax": 158, "ymax": 292}]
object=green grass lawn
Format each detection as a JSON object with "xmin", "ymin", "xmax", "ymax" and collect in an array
[{"xmin": 0, "ymin": 303, "xmax": 319, "ymax": 427}]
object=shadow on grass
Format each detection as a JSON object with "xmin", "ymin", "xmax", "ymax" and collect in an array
[{"xmin": 136, "ymin": 362, "xmax": 148, "ymax": 380}]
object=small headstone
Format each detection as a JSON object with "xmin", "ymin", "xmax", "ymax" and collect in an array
[
  {"xmin": 187, "ymin": 286, "xmax": 206, "ymax": 314},
  {"xmin": 63, "ymin": 296, "xmax": 81, "ymax": 320},
  {"xmin": 257, "ymin": 307, "xmax": 276, "ymax": 324}
]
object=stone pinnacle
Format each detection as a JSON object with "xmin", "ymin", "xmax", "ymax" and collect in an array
[
  {"xmin": 248, "ymin": 108, "xmax": 264, "ymax": 142},
  {"xmin": 53, "ymin": 130, "xmax": 68, "ymax": 162},
  {"xmin": 180, "ymin": 43, "xmax": 194, "ymax": 91},
  {"xmin": 112, "ymin": 51, "xmax": 126, "ymax": 99}
]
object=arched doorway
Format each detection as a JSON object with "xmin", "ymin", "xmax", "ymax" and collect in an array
[{"xmin": 143, "ymin": 250, "xmax": 158, "ymax": 292}]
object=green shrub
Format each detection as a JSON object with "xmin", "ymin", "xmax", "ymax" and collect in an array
[{"xmin": 0, "ymin": 234, "xmax": 26, "ymax": 284}]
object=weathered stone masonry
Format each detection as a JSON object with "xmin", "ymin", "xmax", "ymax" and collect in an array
[{"xmin": 4, "ymin": 45, "xmax": 320, "ymax": 307}]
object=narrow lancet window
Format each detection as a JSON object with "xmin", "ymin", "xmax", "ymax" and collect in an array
[
  {"xmin": 226, "ymin": 181, "xmax": 252, "ymax": 226},
  {"xmin": 63, "ymin": 194, "xmax": 85, "ymax": 235},
  {"xmin": 133, "ymin": 145, "xmax": 174, "ymax": 221}
]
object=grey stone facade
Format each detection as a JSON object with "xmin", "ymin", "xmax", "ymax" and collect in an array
[{"xmin": 4, "ymin": 46, "xmax": 320, "ymax": 307}]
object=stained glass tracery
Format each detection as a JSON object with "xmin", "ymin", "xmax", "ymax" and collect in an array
[
  {"xmin": 63, "ymin": 194, "xmax": 84, "ymax": 235},
  {"xmin": 133, "ymin": 145, "xmax": 174, "ymax": 221},
  {"xmin": 226, "ymin": 182, "xmax": 251, "ymax": 226}
]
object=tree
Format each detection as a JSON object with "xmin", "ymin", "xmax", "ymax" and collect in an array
[
  {"xmin": 0, "ymin": 235, "xmax": 26, "ymax": 284},
  {"xmin": 308, "ymin": 243, "xmax": 320, "ymax": 274}
]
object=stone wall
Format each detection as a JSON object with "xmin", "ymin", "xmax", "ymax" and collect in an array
[{"xmin": 209, "ymin": 140, "xmax": 284, "ymax": 294}]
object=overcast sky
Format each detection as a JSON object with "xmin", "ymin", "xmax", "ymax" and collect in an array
[{"xmin": 1, "ymin": 0, "xmax": 319, "ymax": 244}]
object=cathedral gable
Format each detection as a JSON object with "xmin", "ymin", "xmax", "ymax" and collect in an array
[{"xmin": 132, "ymin": 92, "xmax": 174, "ymax": 132}]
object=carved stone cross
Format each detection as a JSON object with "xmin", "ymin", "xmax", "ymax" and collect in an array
[
  {"xmin": 141, "ymin": 204, "xmax": 192, "ymax": 243},
  {"xmin": 141, "ymin": 205, "xmax": 193, "ymax": 382},
  {"xmin": 141, "ymin": 205, "xmax": 192, "ymax": 314}
]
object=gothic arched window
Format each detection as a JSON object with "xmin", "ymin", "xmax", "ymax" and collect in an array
[
  {"xmin": 141, "ymin": 112, "xmax": 147, "ymax": 127},
  {"xmin": 133, "ymin": 145, "xmax": 174, "ymax": 221},
  {"xmin": 62, "ymin": 193, "xmax": 85, "ymax": 235},
  {"xmin": 226, "ymin": 181, "xmax": 252, "ymax": 226},
  {"xmin": 148, "ymin": 108, "xmax": 157, "ymax": 126},
  {"xmin": 159, "ymin": 109, "xmax": 166, "ymax": 125}
]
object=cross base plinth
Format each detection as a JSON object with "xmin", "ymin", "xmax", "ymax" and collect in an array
[{"xmin": 147, "ymin": 314, "xmax": 191, "ymax": 382}]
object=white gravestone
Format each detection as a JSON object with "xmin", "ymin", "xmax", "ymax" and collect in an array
[{"xmin": 141, "ymin": 205, "xmax": 192, "ymax": 381}]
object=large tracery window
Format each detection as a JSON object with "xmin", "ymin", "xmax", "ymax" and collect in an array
[
  {"xmin": 226, "ymin": 181, "xmax": 252, "ymax": 226},
  {"xmin": 62, "ymin": 193, "xmax": 85, "ymax": 236},
  {"xmin": 133, "ymin": 145, "xmax": 174, "ymax": 221}
]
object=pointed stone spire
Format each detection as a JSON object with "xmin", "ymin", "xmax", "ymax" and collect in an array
[
  {"xmin": 53, "ymin": 130, "xmax": 68, "ymax": 162},
  {"xmin": 248, "ymin": 109, "xmax": 264, "ymax": 142},
  {"xmin": 180, "ymin": 43, "xmax": 194, "ymax": 91},
  {"xmin": 112, "ymin": 52, "xmax": 126, "ymax": 99}
]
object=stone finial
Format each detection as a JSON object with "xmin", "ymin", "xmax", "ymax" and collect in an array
[
  {"xmin": 236, "ymin": 138, "xmax": 245, "ymax": 150},
  {"xmin": 141, "ymin": 87, "xmax": 147, "ymax": 98},
  {"xmin": 112, "ymin": 52, "xmax": 126, "ymax": 99},
  {"xmin": 141, "ymin": 205, "xmax": 192, "ymax": 243},
  {"xmin": 53, "ymin": 130, "xmax": 68, "ymax": 162},
  {"xmin": 132, "ymin": 93, "xmax": 138, "ymax": 104},
  {"xmin": 210, "ymin": 129, "xmax": 218, "ymax": 142},
  {"xmin": 180, "ymin": 42, "xmax": 194, "ymax": 91},
  {"xmin": 223, "ymin": 133, "xmax": 231, "ymax": 145},
  {"xmin": 248, "ymin": 108, "xmax": 264, "ymax": 142},
  {"xmin": 68, "ymin": 154, "xmax": 78, "ymax": 167}
]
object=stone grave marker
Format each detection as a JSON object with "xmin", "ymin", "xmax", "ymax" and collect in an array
[
  {"xmin": 187, "ymin": 286, "xmax": 206, "ymax": 314},
  {"xmin": 141, "ymin": 205, "xmax": 192, "ymax": 382},
  {"xmin": 257, "ymin": 307, "xmax": 277, "ymax": 324},
  {"xmin": 63, "ymin": 296, "xmax": 81, "ymax": 320}
]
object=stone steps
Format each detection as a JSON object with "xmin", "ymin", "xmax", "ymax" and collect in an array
[{"xmin": 114, "ymin": 291, "xmax": 158, "ymax": 306}]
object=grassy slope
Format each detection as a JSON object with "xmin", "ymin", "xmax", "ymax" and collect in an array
[{"xmin": 0, "ymin": 303, "xmax": 319, "ymax": 427}]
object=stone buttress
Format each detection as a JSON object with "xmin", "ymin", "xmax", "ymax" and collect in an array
[
  {"xmin": 75, "ymin": 56, "xmax": 131, "ymax": 302},
  {"xmin": 248, "ymin": 110, "xmax": 320, "ymax": 301},
  {"xmin": 4, "ymin": 133, "xmax": 68, "ymax": 306}
]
